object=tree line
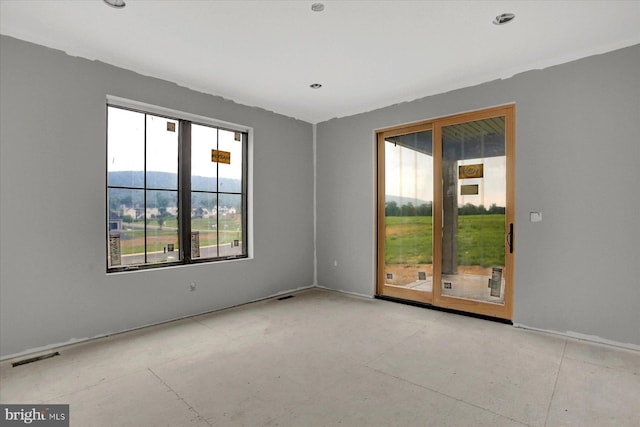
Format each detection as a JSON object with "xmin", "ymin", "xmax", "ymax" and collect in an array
[{"xmin": 385, "ymin": 201, "xmax": 505, "ymax": 216}]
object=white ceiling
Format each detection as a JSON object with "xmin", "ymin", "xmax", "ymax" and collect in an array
[{"xmin": 1, "ymin": 0, "xmax": 639, "ymax": 123}]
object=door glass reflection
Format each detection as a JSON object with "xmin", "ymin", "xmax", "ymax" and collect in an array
[
  {"xmin": 441, "ymin": 117, "xmax": 506, "ymax": 304},
  {"xmin": 384, "ymin": 131, "xmax": 433, "ymax": 293}
]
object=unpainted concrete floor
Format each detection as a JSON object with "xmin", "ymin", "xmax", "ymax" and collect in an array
[{"xmin": 1, "ymin": 288, "xmax": 639, "ymax": 426}]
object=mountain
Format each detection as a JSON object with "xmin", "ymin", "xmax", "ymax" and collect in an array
[
  {"xmin": 384, "ymin": 195, "xmax": 432, "ymax": 207},
  {"xmin": 108, "ymin": 171, "xmax": 242, "ymax": 209}
]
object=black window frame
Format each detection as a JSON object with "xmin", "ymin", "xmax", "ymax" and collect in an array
[{"xmin": 106, "ymin": 103, "xmax": 249, "ymax": 273}]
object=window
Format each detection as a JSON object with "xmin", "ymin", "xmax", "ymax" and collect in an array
[{"xmin": 106, "ymin": 102, "xmax": 248, "ymax": 271}]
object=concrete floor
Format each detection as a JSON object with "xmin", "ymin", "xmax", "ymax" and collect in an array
[{"xmin": 1, "ymin": 288, "xmax": 638, "ymax": 426}]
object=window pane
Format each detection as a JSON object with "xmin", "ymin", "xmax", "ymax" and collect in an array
[
  {"xmin": 146, "ymin": 190, "xmax": 180, "ymax": 264},
  {"xmin": 191, "ymin": 124, "xmax": 218, "ymax": 192},
  {"xmin": 218, "ymin": 129, "xmax": 243, "ymax": 192},
  {"xmin": 146, "ymin": 115, "xmax": 178, "ymax": 190},
  {"xmin": 107, "ymin": 107, "xmax": 144, "ymax": 188},
  {"xmin": 218, "ymin": 193, "xmax": 244, "ymax": 257},
  {"xmin": 108, "ymin": 188, "xmax": 145, "ymax": 267},
  {"xmin": 191, "ymin": 193, "xmax": 218, "ymax": 259},
  {"xmin": 384, "ymin": 131, "xmax": 433, "ymax": 291}
]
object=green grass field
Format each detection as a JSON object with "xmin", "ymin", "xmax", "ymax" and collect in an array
[
  {"xmin": 115, "ymin": 216, "xmax": 243, "ymax": 255},
  {"xmin": 385, "ymin": 214, "xmax": 505, "ymax": 267}
]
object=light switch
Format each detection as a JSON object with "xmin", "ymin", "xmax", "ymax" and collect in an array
[{"xmin": 530, "ymin": 212, "xmax": 542, "ymax": 222}]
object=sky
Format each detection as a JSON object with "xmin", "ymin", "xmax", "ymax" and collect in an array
[
  {"xmin": 107, "ymin": 106, "xmax": 242, "ymax": 180},
  {"xmin": 109, "ymin": 106, "xmax": 505, "ymax": 206},
  {"xmin": 385, "ymin": 141, "xmax": 506, "ymax": 207}
]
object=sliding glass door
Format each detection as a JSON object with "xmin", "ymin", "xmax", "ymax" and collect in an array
[{"xmin": 377, "ymin": 105, "xmax": 515, "ymax": 319}]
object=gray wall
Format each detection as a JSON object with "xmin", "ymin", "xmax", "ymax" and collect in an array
[
  {"xmin": 0, "ymin": 36, "xmax": 314, "ymax": 358},
  {"xmin": 317, "ymin": 45, "xmax": 640, "ymax": 347}
]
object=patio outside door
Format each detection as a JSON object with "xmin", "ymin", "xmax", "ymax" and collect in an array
[{"xmin": 377, "ymin": 105, "xmax": 515, "ymax": 320}]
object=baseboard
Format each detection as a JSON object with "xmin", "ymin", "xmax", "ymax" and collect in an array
[
  {"xmin": 314, "ymin": 285, "xmax": 374, "ymax": 300},
  {"xmin": 513, "ymin": 324, "xmax": 640, "ymax": 352}
]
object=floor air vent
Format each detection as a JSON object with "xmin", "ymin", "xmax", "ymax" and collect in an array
[{"xmin": 12, "ymin": 351, "xmax": 60, "ymax": 367}]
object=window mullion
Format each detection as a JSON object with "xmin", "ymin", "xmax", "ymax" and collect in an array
[
  {"xmin": 143, "ymin": 114, "xmax": 148, "ymax": 264},
  {"xmin": 242, "ymin": 132, "xmax": 248, "ymax": 255},
  {"xmin": 216, "ymin": 129, "xmax": 220, "ymax": 258},
  {"xmin": 180, "ymin": 121, "xmax": 192, "ymax": 264}
]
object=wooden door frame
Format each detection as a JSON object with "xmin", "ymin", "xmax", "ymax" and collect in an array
[
  {"xmin": 376, "ymin": 104, "xmax": 515, "ymax": 320},
  {"xmin": 376, "ymin": 123, "xmax": 434, "ymax": 304}
]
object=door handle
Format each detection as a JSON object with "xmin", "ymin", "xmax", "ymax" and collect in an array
[{"xmin": 507, "ymin": 223, "xmax": 514, "ymax": 253}]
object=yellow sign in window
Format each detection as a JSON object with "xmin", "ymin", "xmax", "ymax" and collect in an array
[
  {"xmin": 458, "ymin": 164, "xmax": 484, "ymax": 179},
  {"xmin": 211, "ymin": 149, "xmax": 231, "ymax": 164}
]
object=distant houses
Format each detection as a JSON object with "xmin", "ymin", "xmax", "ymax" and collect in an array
[
  {"xmin": 191, "ymin": 206, "xmax": 236, "ymax": 218},
  {"xmin": 109, "ymin": 204, "xmax": 237, "ymax": 227}
]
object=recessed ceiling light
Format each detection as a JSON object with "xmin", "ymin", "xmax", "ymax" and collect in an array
[
  {"xmin": 310, "ymin": 83, "xmax": 322, "ymax": 89},
  {"xmin": 493, "ymin": 13, "xmax": 515, "ymax": 25},
  {"xmin": 311, "ymin": 3, "xmax": 325, "ymax": 12},
  {"xmin": 104, "ymin": 0, "xmax": 126, "ymax": 9}
]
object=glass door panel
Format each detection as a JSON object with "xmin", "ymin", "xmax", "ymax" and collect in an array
[
  {"xmin": 440, "ymin": 116, "xmax": 507, "ymax": 304},
  {"xmin": 380, "ymin": 129, "xmax": 434, "ymax": 303}
]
